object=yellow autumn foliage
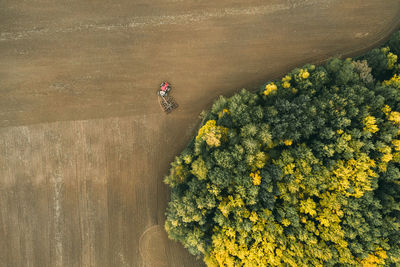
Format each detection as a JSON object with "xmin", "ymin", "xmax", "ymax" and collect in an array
[
  {"xmin": 363, "ymin": 116, "xmax": 379, "ymax": 133},
  {"xmin": 392, "ymin": 139, "xmax": 400, "ymax": 151},
  {"xmin": 264, "ymin": 82, "xmax": 278, "ymax": 96},
  {"xmin": 299, "ymin": 198, "xmax": 317, "ymax": 217},
  {"xmin": 249, "ymin": 170, "xmax": 261, "ymax": 186},
  {"xmin": 196, "ymin": 120, "xmax": 228, "ymax": 147},
  {"xmin": 331, "ymin": 153, "xmax": 376, "ymax": 198},
  {"xmin": 388, "ymin": 111, "xmax": 400, "ymax": 125},
  {"xmin": 283, "ymin": 139, "xmax": 293, "ymax": 146},
  {"xmin": 282, "ymin": 75, "xmax": 292, "ymax": 88},
  {"xmin": 299, "ymin": 69, "xmax": 310, "ymax": 79},
  {"xmin": 383, "ymin": 74, "xmax": 400, "ymax": 88},
  {"xmin": 382, "ymin": 104, "xmax": 391, "ymax": 115},
  {"xmin": 359, "ymin": 247, "xmax": 388, "ymax": 266},
  {"xmin": 218, "ymin": 108, "xmax": 231, "ymax": 118}
]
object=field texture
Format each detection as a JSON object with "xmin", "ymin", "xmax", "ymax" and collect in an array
[{"xmin": 1, "ymin": 0, "xmax": 400, "ymax": 266}]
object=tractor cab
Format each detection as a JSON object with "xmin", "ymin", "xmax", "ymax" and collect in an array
[
  {"xmin": 157, "ymin": 81, "xmax": 178, "ymax": 113},
  {"xmin": 159, "ymin": 82, "xmax": 171, "ymax": 96}
]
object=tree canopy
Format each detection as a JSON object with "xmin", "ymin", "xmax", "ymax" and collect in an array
[{"xmin": 164, "ymin": 31, "xmax": 400, "ymax": 266}]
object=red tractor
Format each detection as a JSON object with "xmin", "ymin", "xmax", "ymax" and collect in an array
[
  {"xmin": 157, "ymin": 81, "xmax": 178, "ymax": 113},
  {"xmin": 158, "ymin": 81, "xmax": 171, "ymax": 97}
]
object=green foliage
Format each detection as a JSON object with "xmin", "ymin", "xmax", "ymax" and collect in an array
[
  {"xmin": 191, "ymin": 157, "xmax": 208, "ymax": 180},
  {"xmin": 165, "ymin": 31, "xmax": 400, "ymax": 266}
]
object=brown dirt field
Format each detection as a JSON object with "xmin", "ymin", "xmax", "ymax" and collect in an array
[{"xmin": 1, "ymin": 0, "xmax": 400, "ymax": 266}]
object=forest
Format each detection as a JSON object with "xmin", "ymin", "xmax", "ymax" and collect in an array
[{"xmin": 164, "ymin": 30, "xmax": 400, "ymax": 266}]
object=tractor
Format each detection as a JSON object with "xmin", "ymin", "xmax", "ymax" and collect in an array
[
  {"xmin": 158, "ymin": 82, "xmax": 171, "ymax": 97},
  {"xmin": 157, "ymin": 81, "xmax": 178, "ymax": 113}
]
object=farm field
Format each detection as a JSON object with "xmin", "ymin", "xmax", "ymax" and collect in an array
[{"xmin": 1, "ymin": 0, "xmax": 400, "ymax": 266}]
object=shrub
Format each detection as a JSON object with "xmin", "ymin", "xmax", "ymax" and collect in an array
[{"xmin": 164, "ymin": 31, "xmax": 400, "ymax": 266}]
